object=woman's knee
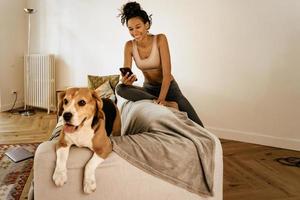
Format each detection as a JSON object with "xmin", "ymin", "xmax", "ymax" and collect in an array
[
  {"xmin": 116, "ymin": 84, "xmax": 140, "ymax": 100},
  {"xmin": 115, "ymin": 84, "xmax": 128, "ymax": 97}
]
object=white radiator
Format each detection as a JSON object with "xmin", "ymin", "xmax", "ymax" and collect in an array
[{"xmin": 24, "ymin": 54, "xmax": 55, "ymax": 114}]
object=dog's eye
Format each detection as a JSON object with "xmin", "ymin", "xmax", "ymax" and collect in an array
[
  {"xmin": 78, "ymin": 100, "xmax": 86, "ymax": 106},
  {"xmin": 63, "ymin": 99, "xmax": 68, "ymax": 105}
]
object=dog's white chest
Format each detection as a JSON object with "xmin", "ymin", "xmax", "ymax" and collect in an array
[{"xmin": 65, "ymin": 127, "xmax": 94, "ymax": 148}]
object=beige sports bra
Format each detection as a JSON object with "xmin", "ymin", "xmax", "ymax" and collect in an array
[{"xmin": 132, "ymin": 35, "xmax": 161, "ymax": 71}]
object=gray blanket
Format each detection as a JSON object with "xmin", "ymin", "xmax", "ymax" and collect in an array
[{"xmin": 111, "ymin": 100, "xmax": 215, "ymax": 196}]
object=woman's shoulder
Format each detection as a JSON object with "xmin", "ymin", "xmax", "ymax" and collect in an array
[
  {"xmin": 125, "ymin": 40, "xmax": 133, "ymax": 48},
  {"xmin": 156, "ymin": 33, "xmax": 167, "ymax": 39},
  {"xmin": 156, "ymin": 34, "xmax": 168, "ymax": 46},
  {"xmin": 124, "ymin": 40, "xmax": 133, "ymax": 52}
]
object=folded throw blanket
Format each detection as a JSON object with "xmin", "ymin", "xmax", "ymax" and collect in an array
[{"xmin": 111, "ymin": 100, "xmax": 215, "ymax": 196}]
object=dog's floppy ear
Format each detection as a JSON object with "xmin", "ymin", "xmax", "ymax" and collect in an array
[
  {"xmin": 92, "ymin": 90, "xmax": 105, "ymax": 131},
  {"xmin": 57, "ymin": 91, "xmax": 66, "ymax": 117}
]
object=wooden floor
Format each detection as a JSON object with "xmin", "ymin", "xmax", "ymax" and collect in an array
[
  {"xmin": 222, "ymin": 140, "xmax": 300, "ymax": 200},
  {"xmin": 0, "ymin": 110, "xmax": 300, "ymax": 200},
  {"xmin": 0, "ymin": 109, "xmax": 57, "ymax": 144}
]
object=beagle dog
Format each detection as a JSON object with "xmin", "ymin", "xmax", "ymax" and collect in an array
[{"xmin": 52, "ymin": 87, "xmax": 121, "ymax": 194}]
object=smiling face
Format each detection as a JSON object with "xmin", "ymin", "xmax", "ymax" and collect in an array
[
  {"xmin": 61, "ymin": 88, "xmax": 100, "ymax": 133},
  {"xmin": 127, "ymin": 17, "xmax": 149, "ymax": 41}
]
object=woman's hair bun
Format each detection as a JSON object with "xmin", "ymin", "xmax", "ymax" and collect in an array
[
  {"xmin": 119, "ymin": 1, "xmax": 152, "ymax": 27},
  {"xmin": 123, "ymin": 2, "xmax": 141, "ymax": 17}
]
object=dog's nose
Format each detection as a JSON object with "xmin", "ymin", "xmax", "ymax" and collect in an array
[{"xmin": 63, "ymin": 112, "xmax": 72, "ymax": 122}]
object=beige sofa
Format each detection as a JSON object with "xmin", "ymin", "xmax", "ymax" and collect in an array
[
  {"xmin": 33, "ymin": 137, "xmax": 222, "ymax": 200},
  {"xmin": 33, "ymin": 98, "xmax": 223, "ymax": 200}
]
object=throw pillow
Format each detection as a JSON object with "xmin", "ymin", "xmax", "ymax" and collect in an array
[
  {"xmin": 95, "ymin": 80, "xmax": 116, "ymax": 103},
  {"xmin": 87, "ymin": 74, "xmax": 120, "ymax": 91}
]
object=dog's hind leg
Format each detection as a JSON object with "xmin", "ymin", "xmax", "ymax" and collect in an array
[{"xmin": 83, "ymin": 153, "xmax": 104, "ymax": 194}]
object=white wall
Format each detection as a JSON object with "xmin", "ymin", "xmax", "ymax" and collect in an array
[
  {"xmin": 2, "ymin": 0, "xmax": 300, "ymax": 150},
  {"xmin": 0, "ymin": 0, "xmax": 27, "ymax": 111}
]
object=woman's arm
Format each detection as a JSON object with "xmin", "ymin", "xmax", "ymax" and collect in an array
[
  {"xmin": 122, "ymin": 41, "xmax": 137, "ymax": 85},
  {"xmin": 156, "ymin": 34, "xmax": 172, "ymax": 104},
  {"xmin": 123, "ymin": 40, "xmax": 132, "ymax": 68}
]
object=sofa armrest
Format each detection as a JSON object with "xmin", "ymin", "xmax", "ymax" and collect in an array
[{"xmin": 34, "ymin": 140, "xmax": 219, "ymax": 200}]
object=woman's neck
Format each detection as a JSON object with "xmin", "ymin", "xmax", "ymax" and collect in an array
[{"xmin": 136, "ymin": 34, "xmax": 152, "ymax": 48}]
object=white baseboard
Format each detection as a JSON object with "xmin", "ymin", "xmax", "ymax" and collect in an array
[
  {"xmin": 0, "ymin": 100, "xmax": 24, "ymax": 112},
  {"xmin": 207, "ymin": 126, "xmax": 300, "ymax": 151}
]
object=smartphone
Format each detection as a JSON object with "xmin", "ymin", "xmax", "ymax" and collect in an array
[{"xmin": 119, "ymin": 67, "xmax": 137, "ymax": 81}]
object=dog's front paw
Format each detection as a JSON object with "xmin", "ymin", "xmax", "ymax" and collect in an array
[
  {"xmin": 53, "ymin": 169, "xmax": 67, "ymax": 186},
  {"xmin": 83, "ymin": 178, "xmax": 96, "ymax": 194}
]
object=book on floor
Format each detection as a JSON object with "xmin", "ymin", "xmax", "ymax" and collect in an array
[{"xmin": 4, "ymin": 147, "xmax": 34, "ymax": 163}]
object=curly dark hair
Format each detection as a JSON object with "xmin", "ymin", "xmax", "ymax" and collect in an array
[{"xmin": 119, "ymin": 1, "xmax": 152, "ymax": 27}]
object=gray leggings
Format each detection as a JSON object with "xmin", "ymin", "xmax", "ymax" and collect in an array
[{"xmin": 116, "ymin": 80, "xmax": 204, "ymax": 127}]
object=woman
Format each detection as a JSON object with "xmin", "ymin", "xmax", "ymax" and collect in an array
[{"xmin": 116, "ymin": 1, "xmax": 204, "ymax": 127}]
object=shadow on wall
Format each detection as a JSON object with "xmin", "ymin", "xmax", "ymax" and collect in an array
[{"xmin": 55, "ymin": 56, "xmax": 72, "ymax": 89}]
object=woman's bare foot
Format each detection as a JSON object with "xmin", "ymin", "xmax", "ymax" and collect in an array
[{"xmin": 165, "ymin": 101, "xmax": 179, "ymax": 110}]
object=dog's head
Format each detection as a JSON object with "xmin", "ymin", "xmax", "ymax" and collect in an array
[{"xmin": 57, "ymin": 88, "xmax": 104, "ymax": 133}]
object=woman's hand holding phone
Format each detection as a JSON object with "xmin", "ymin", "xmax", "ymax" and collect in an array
[
  {"xmin": 121, "ymin": 73, "xmax": 137, "ymax": 85},
  {"xmin": 120, "ymin": 68, "xmax": 137, "ymax": 85}
]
